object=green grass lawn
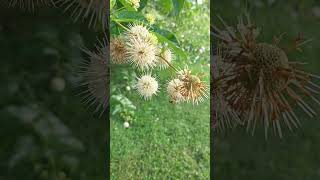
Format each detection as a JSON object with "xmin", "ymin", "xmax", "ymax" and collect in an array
[{"xmin": 110, "ymin": 61, "xmax": 210, "ymax": 179}]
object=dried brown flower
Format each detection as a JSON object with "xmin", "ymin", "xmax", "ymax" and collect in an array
[
  {"xmin": 110, "ymin": 37, "xmax": 128, "ymax": 64},
  {"xmin": 213, "ymin": 14, "xmax": 320, "ymax": 137},
  {"xmin": 178, "ymin": 68, "xmax": 208, "ymax": 105}
]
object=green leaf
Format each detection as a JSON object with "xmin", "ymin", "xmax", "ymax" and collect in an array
[
  {"xmin": 159, "ymin": 0, "xmax": 173, "ymax": 14},
  {"xmin": 112, "ymin": 104, "xmax": 122, "ymax": 115},
  {"xmin": 152, "ymin": 27, "xmax": 179, "ymax": 45},
  {"xmin": 118, "ymin": 0, "xmax": 136, "ymax": 11},
  {"xmin": 153, "ymin": 32, "xmax": 187, "ymax": 60},
  {"xmin": 112, "ymin": 10, "xmax": 147, "ymax": 23},
  {"xmin": 184, "ymin": 0, "xmax": 192, "ymax": 9},
  {"xmin": 110, "ymin": 21, "xmax": 122, "ymax": 36},
  {"xmin": 172, "ymin": 0, "xmax": 185, "ymax": 15},
  {"xmin": 110, "ymin": 0, "xmax": 116, "ymax": 10},
  {"xmin": 138, "ymin": 0, "xmax": 148, "ymax": 11}
]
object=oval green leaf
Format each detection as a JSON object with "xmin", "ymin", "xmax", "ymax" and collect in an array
[
  {"xmin": 153, "ymin": 32, "xmax": 187, "ymax": 60},
  {"xmin": 112, "ymin": 10, "xmax": 147, "ymax": 23}
]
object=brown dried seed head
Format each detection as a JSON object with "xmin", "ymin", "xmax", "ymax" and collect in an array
[
  {"xmin": 252, "ymin": 43, "xmax": 289, "ymax": 70},
  {"xmin": 178, "ymin": 69, "xmax": 208, "ymax": 105},
  {"xmin": 110, "ymin": 37, "xmax": 128, "ymax": 64},
  {"xmin": 214, "ymin": 14, "xmax": 320, "ymax": 137}
]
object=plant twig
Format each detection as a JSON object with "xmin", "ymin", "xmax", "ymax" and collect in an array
[
  {"xmin": 157, "ymin": 54, "xmax": 179, "ymax": 72},
  {"xmin": 111, "ymin": 7, "xmax": 125, "ymax": 15},
  {"xmin": 114, "ymin": 21, "xmax": 129, "ymax": 31}
]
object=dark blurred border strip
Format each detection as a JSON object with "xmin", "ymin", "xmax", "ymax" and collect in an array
[
  {"xmin": 106, "ymin": 0, "xmax": 111, "ymax": 179},
  {"xmin": 210, "ymin": 0, "xmax": 215, "ymax": 179}
]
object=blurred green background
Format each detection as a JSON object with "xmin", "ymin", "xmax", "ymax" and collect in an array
[
  {"xmin": 0, "ymin": 5, "xmax": 107, "ymax": 180},
  {"xmin": 213, "ymin": 0, "xmax": 320, "ymax": 179}
]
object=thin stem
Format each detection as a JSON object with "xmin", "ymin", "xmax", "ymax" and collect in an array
[
  {"xmin": 114, "ymin": 21, "xmax": 130, "ymax": 31},
  {"xmin": 157, "ymin": 54, "xmax": 179, "ymax": 72},
  {"xmin": 111, "ymin": 7, "xmax": 126, "ymax": 15}
]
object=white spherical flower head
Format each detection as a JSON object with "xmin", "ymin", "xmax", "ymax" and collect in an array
[
  {"xmin": 167, "ymin": 79, "xmax": 184, "ymax": 103},
  {"xmin": 126, "ymin": 37, "xmax": 157, "ymax": 70},
  {"xmin": 136, "ymin": 75, "xmax": 159, "ymax": 100},
  {"xmin": 158, "ymin": 48, "xmax": 174, "ymax": 69},
  {"xmin": 124, "ymin": 122, "xmax": 130, "ymax": 128},
  {"xmin": 127, "ymin": 24, "xmax": 149, "ymax": 40}
]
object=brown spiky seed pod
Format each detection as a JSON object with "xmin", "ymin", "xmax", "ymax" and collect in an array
[
  {"xmin": 213, "ymin": 13, "xmax": 320, "ymax": 137},
  {"xmin": 177, "ymin": 68, "xmax": 208, "ymax": 105}
]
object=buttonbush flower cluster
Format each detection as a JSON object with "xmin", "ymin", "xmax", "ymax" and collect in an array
[{"xmin": 110, "ymin": 22, "xmax": 208, "ymax": 105}]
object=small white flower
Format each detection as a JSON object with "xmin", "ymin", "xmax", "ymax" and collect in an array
[
  {"xmin": 124, "ymin": 122, "xmax": 130, "ymax": 128},
  {"xmin": 158, "ymin": 48, "xmax": 174, "ymax": 69},
  {"xmin": 167, "ymin": 79, "xmax": 184, "ymax": 103},
  {"xmin": 126, "ymin": 24, "xmax": 150, "ymax": 40},
  {"xmin": 126, "ymin": 86, "xmax": 131, "ymax": 91},
  {"xmin": 136, "ymin": 74, "xmax": 159, "ymax": 100},
  {"xmin": 126, "ymin": 37, "xmax": 158, "ymax": 70},
  {"xmin": 130, "ymin": 0, "xmax": 140, "ymax": 10},
  {"xmin": 126, "ymin": 24, "xmax": 158, "ymax": 45}
]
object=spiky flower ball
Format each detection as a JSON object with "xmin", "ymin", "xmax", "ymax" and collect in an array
[
  {"xmin": 213, "ymin": 13, "xmax": 320, "ymax": 137},
  {"xmin": 126, "ymin": 37, "xmax": 158, "ymax": 70},
  {"xmin": 177, "ymin": 68, "xmax": 208, "ymax": 105},
  {"xmin": 86, "ymin": 55, "xmax": 108, "ymax": 110},
  {"xmin": 212, "ymin": 55, "xmax": 242, "ymax": 131},
  {"xmin": 167, "ymin": 79, "xmax": 184, "ymax": 103},
  {"xmin": 126, "ymin": 24, "xmax": 150, "ymax": 41},
  {"xmin": 79, "ymin": 37, "xmax": 109, "ymax": 113},
  {"xmin": 110, "ymin": 37, "xmax": 127, "ymax": 64},
  {"xmin": 5, "ymin": 0, "xmax": 54, "ymax": 10},
  {"xmin": 57, "ymin": 0, "xmax": 108, "ymax": 29},
  {"xmin": 136, "ymin": 74, "xmax": 158, "ymax": 100},
  {"xmin": 158, "ymin": 48, "xmax": 174, "ymax": 69}
]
